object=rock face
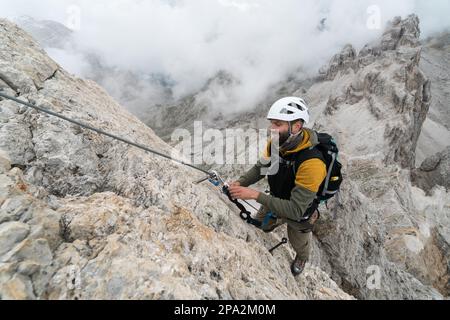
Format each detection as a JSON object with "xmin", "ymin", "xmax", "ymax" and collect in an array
[
  {"xmin": 415, "ymin": 31, "xmax": 450, "ymax": 165},
  {"xmin": 412, "ymin": 146, "xmax": 450, "ymax": 193},
  {"xmin": 14, "ymin": 16, "xmax": 73, "ymax": 49},
  {"xmin": 0, "ymin": 19, "xmax": 352, "ymax": 300},
  {"xmin": 1, "ymin": 14, "xmax": 449, "ymax": 301}
]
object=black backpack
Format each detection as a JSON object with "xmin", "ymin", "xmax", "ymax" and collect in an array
[
  {"xmin": 268, "ymin": 131, "xmax": 343, "ymax": 204},
  {"xmin": 293, "ymin": 131, "xmax": 343, "ymax": 221},
  {"xmin": 314, "ymin": 132, "xmax": 343, "ymax": 203}
]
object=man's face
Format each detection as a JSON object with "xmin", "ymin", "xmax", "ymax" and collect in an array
[
  {"xmin": 270, "ymin": 120, "xmax": 290, "ymax": 135},
  {"xmin": 269, "ymin": 120, "xmax": 303, "ymax": 145},
  {"xmin": 269, "ymin": 120, "xmax": 302, "ymax": 134}
]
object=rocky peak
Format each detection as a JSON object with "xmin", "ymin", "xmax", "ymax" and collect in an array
[
  {"xmin": 320, "ymin": 44, "xmax": 357, "ymax": 81},
  {"xmin": 318, "ymin": 14, "xmax": 430, "ymax": 170},
  {"xmin": 380, "ymin": 14, "xmax": 421, "ymax": 51},
  {"xmin": 321, "ymin": 14, "xmax": 422, "ymax": 82}
]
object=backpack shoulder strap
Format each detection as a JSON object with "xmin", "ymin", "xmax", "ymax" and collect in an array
[{"xmin": 293, "ymin": 146, "xmax": 325, "ymax": 173}]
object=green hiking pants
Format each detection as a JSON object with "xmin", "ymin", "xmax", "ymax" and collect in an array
[{"xmin": 256, "ymin": 205, "xmax": 317, "ymax": 262}]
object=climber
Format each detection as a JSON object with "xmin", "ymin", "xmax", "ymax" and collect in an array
[{"xmin": 228, "ymin": 97, "xmax": 327, "ymax": 277}]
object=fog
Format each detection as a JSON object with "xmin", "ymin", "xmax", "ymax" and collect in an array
[{"xmin": 2, "ymin": 0, "xmax": 449, "ymax": 115}]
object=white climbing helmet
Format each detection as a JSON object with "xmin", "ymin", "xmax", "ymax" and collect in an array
[{"xmin": 267, "ymin": 97, "xmax": 310, "ymax": 124}]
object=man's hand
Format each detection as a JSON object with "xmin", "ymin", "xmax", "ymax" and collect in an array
[
  {"xmin": 228, "ymin": 185, "xmax": 260, "ymax": 201},
  {"xmin": 229, "ymin": 181, "xmax": 241, "ymax": 187}
]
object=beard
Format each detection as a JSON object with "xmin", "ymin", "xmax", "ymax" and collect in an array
[
  {"xmin": 269, "ymin": 129, "xmax": 290, "ymax": 147},
  {"xmin": 278, "ymin": 131, "xmax": 290, "ymax": 146}
]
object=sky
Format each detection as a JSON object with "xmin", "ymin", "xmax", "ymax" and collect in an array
[{"xmin": 2, "ymin": 0, "xmax": 450, "ymax": 114}]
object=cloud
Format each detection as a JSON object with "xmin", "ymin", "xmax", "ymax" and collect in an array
[{"xmin": 2, "ymin": 0, "xmax": 449, "ymax": 115}]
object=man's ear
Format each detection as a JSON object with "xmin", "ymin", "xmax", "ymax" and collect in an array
[{"xmin": 293, "ymin": 120, "xmax": 303, "ymax": 133}]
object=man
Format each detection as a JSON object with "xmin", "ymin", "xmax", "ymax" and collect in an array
[{"xmin": 228, "ymin": 97, "xmax": 327, "ymax": 276}]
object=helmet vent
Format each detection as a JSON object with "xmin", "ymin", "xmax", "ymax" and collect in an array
[{"xmin": 288, "ymin": 102, "xmax": 304, "ymax": 111}]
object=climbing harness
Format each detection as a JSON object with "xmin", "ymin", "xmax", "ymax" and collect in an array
[
  {"xmin": 0, "ymin": 92, "xmax": 261, "ymax": 227},
  {"xmin": 262, "ymin": 211, "xmax": 277, "ymax": 229}
]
